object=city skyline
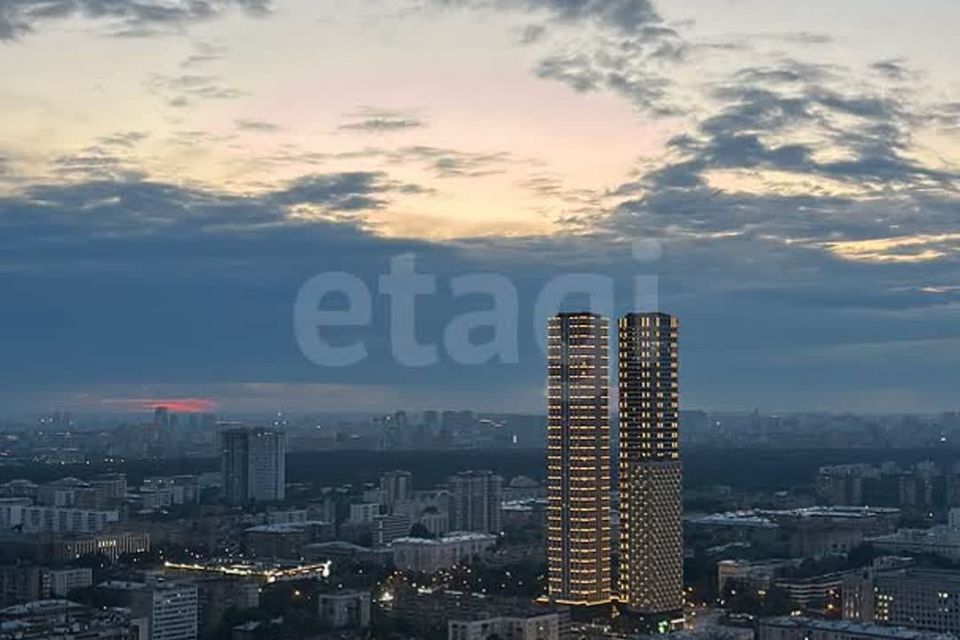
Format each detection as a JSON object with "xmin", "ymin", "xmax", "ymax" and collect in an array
[{"xmin": 1, "ymin": 0, "xmax": 959, "ymax": 415}]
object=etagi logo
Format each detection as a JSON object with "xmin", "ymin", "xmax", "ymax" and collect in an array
[{"xmin": 294, "ymin": 242, "xmax": 660, "ymax": 367}]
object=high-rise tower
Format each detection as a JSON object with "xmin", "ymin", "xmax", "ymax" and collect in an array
[
  {"xmin": 547, "ymin": 312, "xmax": 611, "ymax": 606},
  {"xmin": 617, "ymin": 312, "xmax": 683, "ymax": 615},
  {"xmin": 220, "ymin": 426, "xmax": 286, "ymax": 505}
]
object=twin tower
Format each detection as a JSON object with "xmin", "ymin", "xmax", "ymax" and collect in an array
[{"xmin": 546, "ymin": 312, "xmax": 682, "ymax": 616}]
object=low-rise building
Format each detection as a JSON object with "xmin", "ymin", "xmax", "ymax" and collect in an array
[
  {"xmin": 449, "ymin": 612, "xmax": 562, "ymax": 640},
  {"xmin": 385, "ymin": 587, "xmax": 567, "ymax": 640},
  {"xmin": 349, "ymin": 503, "xmax": 381, "ymax": 524},
  {"xmin": 244, "ymin": 521, "xmax": 334, "ymax": 559},
  {"xmin": 758, "ymin": 616, "xmax": 951, "ymax": 640},
  {"xmin": 43, "ymin": 568, "xmax": 93, "ymax": 597},
  {"xmin": 843, "ymin": 564, "xmax": 960, "ymax": 635},
  {"xmin": 0, "ymin": 599, "xmax": 140, "ymax": 640},
  {"xmin": 302, "ymin": 541, "xmax": 394, "ymax": 567},
  {"xmin": 0, "ymin": 503, "xmax": 119, "ymax": 534},
  {"xmin": 47, "ymin": 531, "xmax": 150, "ymax": 563},
  {"xmin": 373, "ymin": 514, "xmax": 412, "ymax": 547},
  {"xmin": 391, "ymin": 532, "xmax": 497, "ymax": 573},
  {"xmin": 317, "ymin": 590, "xmax": 371, "ymax": 629}
]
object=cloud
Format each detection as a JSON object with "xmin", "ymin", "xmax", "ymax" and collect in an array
[
  {"xmin": 424, "ymin": 0, "xmax": 685, "ymax": 115},
  {"xmin": 97, "ymin": 131, "xmax": 150, "ymax": 148},
  {"xmin": 180, "ymin": 41, "xmax": 228, "ymax": 68},
  {"xmin": 870, "ymin": 59, "xmax": 912, "ymax": 81},
  {"xmin": 236, "ymin": 118, "xmax": 282, "ymax": 133},
  {"xmin": 615, "ymin": 59, "xmax": 960, "ymax": 204},
  {"xmin": 338, "ymin": 107, "xmax": 426, "ymax": 133},
  {"xmin": 430, "ymin": 0, "xmax": 661, "ymax": 33},
  {"xmin": 146, "ymin": 73, "xmax": 245, "ymax": 107},
  {"xmin": 533, "ymin": 39, "xmax": 679, "ymax": 114},
  {"xmin": 391, "ymin": 146, "xmax": 514, "ymax": 178},
  {"xmin": 0, "ymin": 0, "xmax": 270, "ymax": 40}
]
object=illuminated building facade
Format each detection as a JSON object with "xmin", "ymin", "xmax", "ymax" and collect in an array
[
  {"xmin": 617, "ymin": 312, "xmax": 683, "ymax": 615},
  {"xmin": 547, "ymin": 312, "xmax": 611, "ymax": 606}
]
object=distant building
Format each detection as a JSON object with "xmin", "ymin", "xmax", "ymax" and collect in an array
[
  {"xmin": 140, "ymin": 475, "xmax": 201, "ymax": 506},
  {"xmin": 758, "ymin": 616, "xmax": 952, "ymax": 640},
  {"xmin": 0, "ymin": 501, "xmax": 119, "ymax": 534},
  {"xmin": 47, "ymin": 531, "xmax": 150, "ymax": 563},
  {"xmin": 449, "ymin": 612, "xmax": 563, "ymax": 640},
  {"xmin": 317, "ymin": 590, "xmax": 371, "ymax": 629},
  {"xmin": 0, "ymin": 599, "xmax": 139, "ymax": 640},
  {"xmin": 244, "ymin": 521, "xmax": 334, "ymax": 559},
  {"xmin": 391, "ymin": 532, "xmax": 497, "ymax": 573},
  {"xmin": 265, "ymin": 509, "xmax": 309, "ymax": 525},
  {"xmin": 349, "ymin": 502, "xmax": 381, "ymax": 524},
  {"xmin": 220, "ymin": 426, "xmax": 286, "ymax": 505},
  {"xmin": 688, "ymin": 506, "xmax": 899, "ymax": 558},
  {"xmin": 869, "ymin": 512, "xmax": 960, "ymax": 562},
  {"xmin": 191, "ymin": 576, "xmax": 259, "ymax": 636},
  {"xmin": 381, "ymin": 471, "xmax": 413, "ymax": 508},
  {"xmin": 302, "ymin": 541, "xmax": 393, "ymax": 567},
  {"xmin": 386, "ymin": 586, "xmax": 568, "ymax": 640},
  {"xmin": 0, "ymin": 565, "xmax": 44, "ymax": 607},
  {"xmin": 44, "ymin": 568, "xmax": 93, "ymax": 597},
  {"xmin": 373, "ymin": 514, "xmax": 412, "ymax": 547},
  {"xmin": 844, "ymin": 564, "xmax": 960, "ymax": 635},
  {"xmin": 448, "ymin": 471, "xmax": 503, "ymax": 535},
  {"xmin": 100, "ymin": 578, "xmax": 198, "ymax": 640}
]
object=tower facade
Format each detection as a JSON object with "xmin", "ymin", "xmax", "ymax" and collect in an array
[
  {"xmin": 617, "ymin": 312, "xmax": 683, "ymax": 614},
  {"xmin": 220, "ymin": 426, "xmax": 286, "ymax": 505},
  {"xmin": 448, "ymin": 470, "xmax": 503, "ymax": 534},
  {"xmin": 547, "ymin": 312, "xmax": 611, "ymax": 605}
]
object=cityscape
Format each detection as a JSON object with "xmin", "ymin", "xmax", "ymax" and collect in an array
[
  {"xmin": 2, "ymin": 312, "xmax": 960, "ymax": 640},
  {"xmin": 1, "ymin": 0, "xmax": 959, "ymax": 640}
]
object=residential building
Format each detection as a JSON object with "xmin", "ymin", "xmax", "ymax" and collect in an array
[
  {"xmin": 546, "ymin": 313, "xmax": 611, "ymax": 606},
  {"xmin": 101, "ymin": 579, "xmax": 198, "ymax": 640},
  {"xmin": 617, "ymin": 312, "xmax": 683, "ymax": 615},
  {"xmin": 391, "ymin": 532, "xmax": 497, "ymax": 573},
  {"xmin": 317, "ymin": 590, "xmax": 371, "ymax": 629},
  {"xmin": 449, "ymin": 471, "xmax": 503, "ymax": 535},
  {"xmin": 220, "ymin": 426, "xmax": 286, "ymax": 505},
  {"xmin": 758, "ymin": 616, "xmax": 952, "ymax": 640},
  {"xmin": 844, "ymin": 565, "xmax": 960, "ymax": 635}
]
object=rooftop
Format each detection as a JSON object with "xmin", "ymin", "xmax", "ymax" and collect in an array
[{"xmin": 762, "ymin": 616, "xmax": 952, "ymax": 640}]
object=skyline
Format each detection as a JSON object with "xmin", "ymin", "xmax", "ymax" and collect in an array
[{"xmin": 1, "ymin": 0, "xmax": 959, "ymax": 414}]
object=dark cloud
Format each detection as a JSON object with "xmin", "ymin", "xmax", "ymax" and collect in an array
[
  {"xmin": 623, "ymin": 60, "xmax": 960, "ymax": 197},
  {"xmin": 338, "ymin": 108, "xmax": 426, "ymax": 133},
  {"xmin": 267, "ymin": 172, "xmax": 398, "ymax": 211},
  {"xmin": 429, "ymin": 0, "xmax": 684, "ymax": 115},
  {"xmin": 533, "ymin": 36, "xmax": 681, "ymax": 114},
  {"xmin": 0, "ymin": 0, "xmax": 270, "ymax": 40},
  {"xmin": 3, "ymin": 171, "xmax": 960, "ymax": 412},
  {"xmin": 431, "ymin": 0, "xmax": 660, "ymax": 33}
]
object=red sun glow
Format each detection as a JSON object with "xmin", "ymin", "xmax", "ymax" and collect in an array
[{"xmin": 101, "ymin": 398, "xmax": 218, "ymax": 413}]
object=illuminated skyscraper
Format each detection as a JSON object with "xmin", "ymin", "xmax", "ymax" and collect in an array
[
  {"xmin": 617, "ymin": 312, "xmax": 683, "ymax": 615},
  {"xmin": 547, "ymin": 312, "xmax": 611, "ymax": 606}
]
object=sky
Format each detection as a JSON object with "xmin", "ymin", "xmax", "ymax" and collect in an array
[{"xmin": 0, "ymin": 0, "xmax": 958, "ymax": 416}]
